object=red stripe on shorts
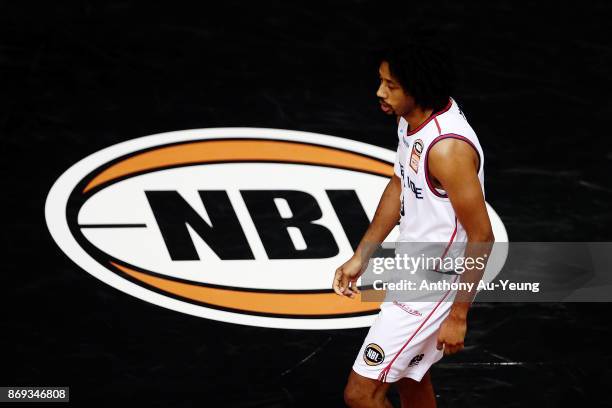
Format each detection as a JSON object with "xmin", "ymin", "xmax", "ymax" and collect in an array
[{"xmin": 377, "ymin": 275, "xmax": 458, "ymax": 382}]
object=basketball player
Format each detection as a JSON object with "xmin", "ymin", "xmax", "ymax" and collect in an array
[{"xmin": 332, "ymin": 36, "xmax": 494, "ymax": 408}]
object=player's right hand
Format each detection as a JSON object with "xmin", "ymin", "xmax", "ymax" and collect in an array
[{"xmin": 332, "ymin": 256, "xmax": 364, "ymax": 299}]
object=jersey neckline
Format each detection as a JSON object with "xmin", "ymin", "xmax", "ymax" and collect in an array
[{"xmin": 405, "ymin": 97, "xmax": 453, "ymax": 136}]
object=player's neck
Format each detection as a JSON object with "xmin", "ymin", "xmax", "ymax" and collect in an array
[{"xmin": 403, "ymin": 106, "xmax": 434, "ymax": 133}]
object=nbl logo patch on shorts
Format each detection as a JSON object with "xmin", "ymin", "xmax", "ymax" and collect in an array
[{"xmin": 363, "ymin": 343, "xmax": 385, "ymax": 366}]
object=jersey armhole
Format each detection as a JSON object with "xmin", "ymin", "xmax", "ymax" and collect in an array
[{"xmin": 423, "ymin": 134, "xmax": 482, "ymax": 198}]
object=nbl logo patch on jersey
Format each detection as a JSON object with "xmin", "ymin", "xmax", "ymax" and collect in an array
[
  {"xmin": 364, "ymin": 343, "xmax": 385, "ymax": 366},
  {"xmin": 409, "ymin": 139, "xmax": 423, "ymax": 173}
]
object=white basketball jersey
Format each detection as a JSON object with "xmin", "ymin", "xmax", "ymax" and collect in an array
[{"xmin": 393, "ymin": 97, "xmax": 484, "ymax": 244}]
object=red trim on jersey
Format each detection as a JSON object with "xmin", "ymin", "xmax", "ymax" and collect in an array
[
  {"xmin": 424, "ymin": 134, "xmax": 482, "ymax": 198},
  {"xmin": 406, "ymin": 98, "xmax": 452, "ymax": 136},
  {"xmin": 377, "ymin": 275, "xmax": 458, "ymax": 383},
  {"xmin": 432, "ymin": 217, "xmax": 458, "ymax": 273},
  {"xmin": 434, "ymin": 117, "xmax": 442, "ymax": 135},
  {"xmin": 441, "ymin": 217, "xmax": 458, "ymax": 259}
]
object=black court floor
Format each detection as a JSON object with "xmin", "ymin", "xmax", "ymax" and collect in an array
[{"xmin": 2, "ymin": 1, "xmax": 612, "ymax": 407}]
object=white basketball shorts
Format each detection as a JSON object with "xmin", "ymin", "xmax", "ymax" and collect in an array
[{"xmin": 352, "ymin": 286, "xmax": 457, "ymax": 383}]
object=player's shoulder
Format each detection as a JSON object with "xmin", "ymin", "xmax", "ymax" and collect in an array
[
  {"xmin": 427, "ymin": 136, "xmax": 480, "ymax": 179},
  {"xmin": 429, "ymin": 136, "xmax": 477, "ymax": 159}
]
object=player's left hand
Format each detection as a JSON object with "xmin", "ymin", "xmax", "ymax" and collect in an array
[{"xmin": 436, "ymin": 314, "xmax": 467, "ymax": 355}]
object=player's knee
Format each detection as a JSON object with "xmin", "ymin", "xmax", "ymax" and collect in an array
[
  {"xmin": 344, "ymin": 382, "xmax": 370, "ymax": 408},
  {"xmin": 343, "ymin": 383, "xmax": 361, "ymax": 407}
]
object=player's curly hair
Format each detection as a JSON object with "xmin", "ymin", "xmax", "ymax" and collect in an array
[{"xmin": 377, "ymin": 31, "xmax": 456, "ymax": 112}]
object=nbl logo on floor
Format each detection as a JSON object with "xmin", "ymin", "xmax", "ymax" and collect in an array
[{"xmin": 45, "ymin": 128, "xmax": 507, "ymax": 330}]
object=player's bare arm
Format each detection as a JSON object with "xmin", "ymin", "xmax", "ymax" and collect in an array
[
  {"xmin": 332, "ymin": 174, "xmax": 401, "ymax": 298},
  {"xmin": 427, "ymin": 138, "xmax": 495, "ymax": 355}
]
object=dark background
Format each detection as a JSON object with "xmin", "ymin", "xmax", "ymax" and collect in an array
[{"xmin": 2, "ymin": 1, "xmax": 612, "ymax": 407}]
